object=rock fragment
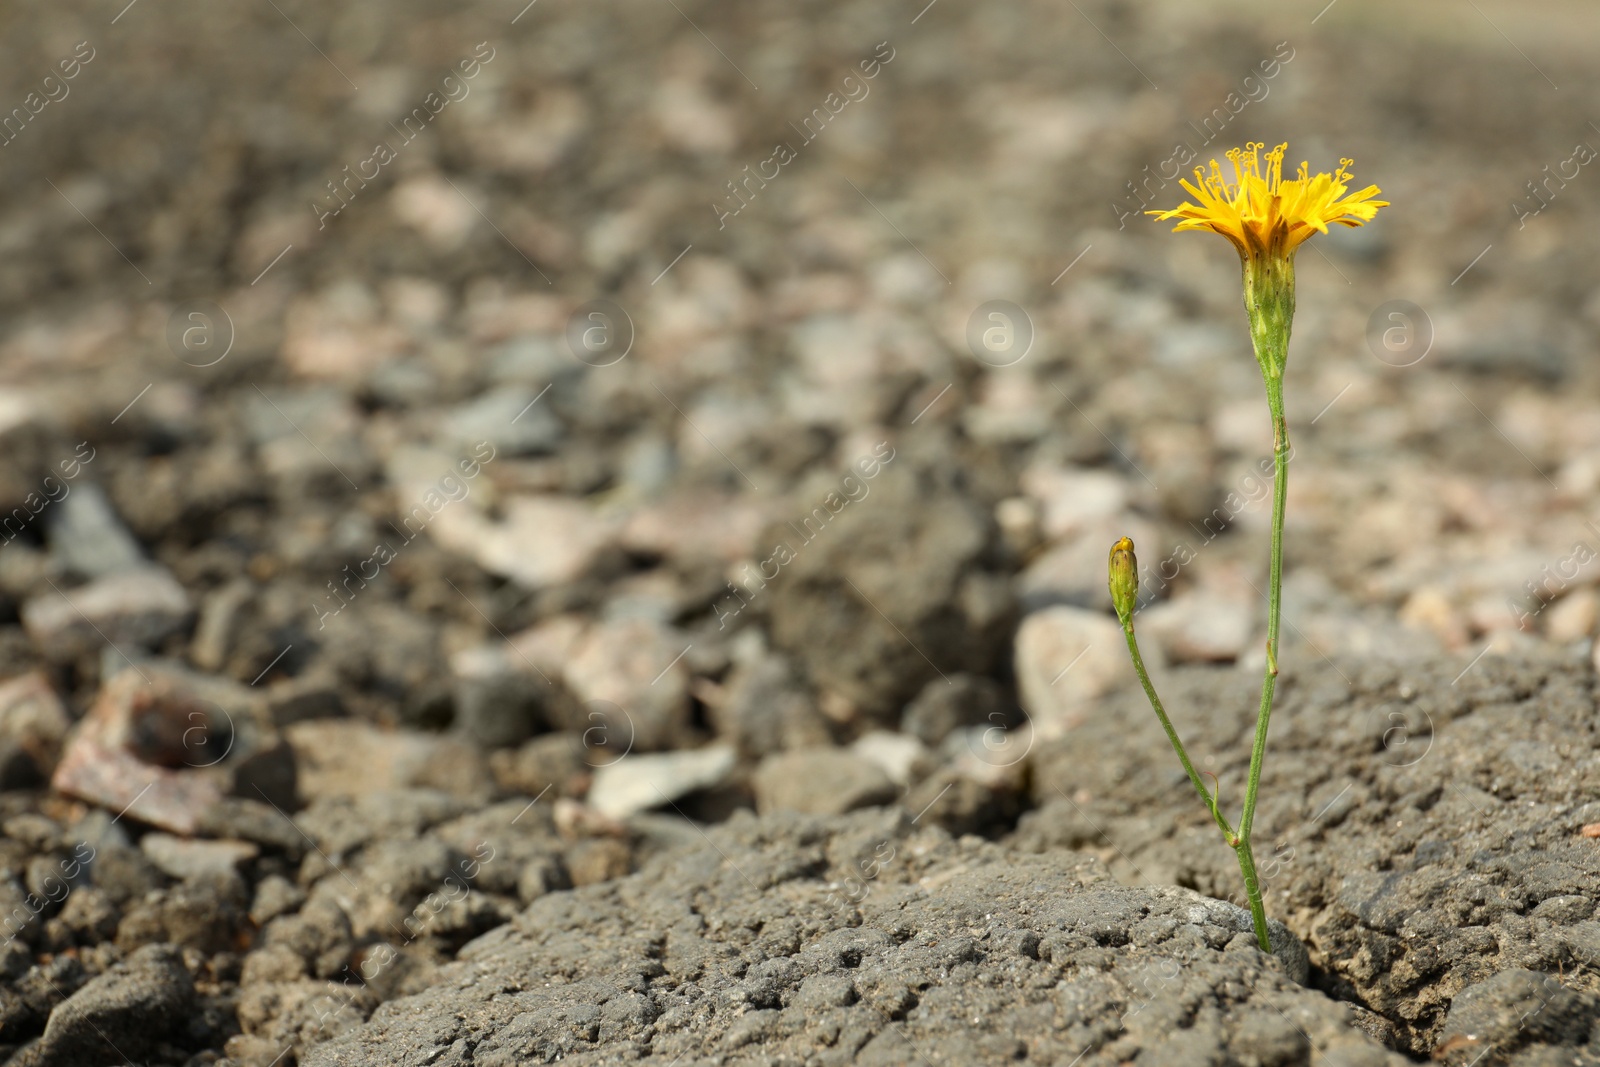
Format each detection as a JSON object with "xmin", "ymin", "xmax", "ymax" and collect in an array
[
  {"xmin": 709, "ymin": 651, "xmax": 831, "ymax": 757},
  {"xmin": 561, "ymin": 616, "xmax": 693, "ymax": 752},
  {"xmin": 752, "ymin": 747, "xmax": 897, "ymax": 815},
  {"xmin": 140, "ymin": 833, "xmax": 260, "ymax": 881},
  {"xmin": 12, "ymin": 943, "xmax": 194, "ymax": 1067},
  {"xmin": 899, "ymin": 672, "xmax": 1004, "ymax": 747},
  {"xmin": 44, "ymin": 482, "xmax": 146, "ymax": 579},
  {"xmin": 585, "ymin": 744, "xmax": 736, "ymax": 819},
  {"xmin": 22, "ymin": 566, "xmax": 193, "ymax": 662},
  {"xmin": 51, "ymin": 663, "xmax": 295, "ymax": 834},
  {"xmin": 1013, "ymin": 606, "xmax": 1129, "ymax": 736},
  {"xmin": 0, "ymin": 671, "xmax": 71, "ymax": 787}
]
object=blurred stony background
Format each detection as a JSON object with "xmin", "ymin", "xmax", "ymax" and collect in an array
[{"xmin": 0, "ymin": 0, "xmax": 1598, "ymax": 1063}]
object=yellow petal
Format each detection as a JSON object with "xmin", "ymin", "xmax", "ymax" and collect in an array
[{"xmin": 1147, "ymin": 142, "xmax": 1386, "ymax": 261}]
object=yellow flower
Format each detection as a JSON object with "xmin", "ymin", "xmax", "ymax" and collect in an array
[{"xmin": 1147, "ymin": 142, "xmax": 1387, "ymax": 260}]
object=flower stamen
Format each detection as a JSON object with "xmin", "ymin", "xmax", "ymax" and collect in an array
[{"xmin": 1147, "ymin": 141, "xmax": 1387, "ymax": 261}]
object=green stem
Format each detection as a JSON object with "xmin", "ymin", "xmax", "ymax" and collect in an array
[
  {"xmin": 1236, "ymin": 252, "xmax": 1295, "ymax": 953},
  {"xmin": 1233, "ymin": 834, "xmax": 1269, "ymax": 951},
  {"xmin": 1119, "ymin": 622, "xmax": 1235, "ymax": 842},
  {"xmin": 1240, "ymin": 382, "xmax": 1287, "ymax": 849},
  {"xmin": 1234, "ymin": 384, "xmax": 1287, "ymax": 951}
]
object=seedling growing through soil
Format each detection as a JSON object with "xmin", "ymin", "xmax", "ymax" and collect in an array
[{"xmin": 1111, "ymin": 143, "xmax": 1387, "ymax": 951}]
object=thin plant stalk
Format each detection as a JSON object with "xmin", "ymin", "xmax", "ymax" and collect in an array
[
  {"xmin": 1231, "ymin": 252, "xmax": 1295, "ymax": 951},
  {"xmin": 1116, "ymin": 606, "xmax": 1235, "ymax": 844}
]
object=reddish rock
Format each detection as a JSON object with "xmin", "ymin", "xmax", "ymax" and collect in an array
[{"xmin": 51, "ymin": 663, "xmax": 295, "ymax": 835}]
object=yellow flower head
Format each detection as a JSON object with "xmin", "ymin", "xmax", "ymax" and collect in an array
[{"xmin": 1147, "ymin": 142, "xmax": 1387, "ymax": 260}]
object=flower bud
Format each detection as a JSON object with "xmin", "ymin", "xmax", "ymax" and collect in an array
[{"xmin": 1108, "ymin": 536, "xmax": 1138, "ymax": 624}]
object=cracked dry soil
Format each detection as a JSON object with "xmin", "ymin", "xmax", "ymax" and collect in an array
[{"xmin": 298, "ymin": 651, "xmax": 1600, "ymax": 1067}]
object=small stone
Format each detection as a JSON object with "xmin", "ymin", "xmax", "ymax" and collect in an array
[
  {"xmin": 488, "ymin": 732, "xmax": 590, "ymax": 798},
  {"xmin": 653, "ymin": 78, "xmax": 738, "ymax": 155},
  {"xmin": 900, "ymin": 673, "xmax": 1003, "ymax": 747},
  {"xmin": 116, "ymin": 872, "xmax": 248, "ymax": 955},
  {"xmin": 51, "ymin": 733, "xmax": 222, "ymax": 836},
  {"xmin": 993, "ymin": 496, "xmax": 1041, "ymax": 555},
  {"xmin": 752, "ymin": 748, "xmax": 897, "ymax": 816},
  {"xmin": 517, "ymin": 854, "xmax": 568, "ymax": 902},
  {"xmin": 284, "ymin": 720, "xmax": 492, "ymax": 804},
  {"xmin": 439, "ymin": 384, "xmax": 563, "ymax": 458},
  {"xmin": 232, "ymin": 975, "xmax": 379, "ymax": 1059},
  {"xmin": 0, "ymin": 671, "xmax": 71, "ymax": 785},
  {"xmin": 22, "ymin": 854, "xmax": 70, "ymax": 910},
  {"xmin": 1544, "ymin": 588, "xmax": 1597, "ymax": 642},
  {"xmin": 5, "ymin": 812, "xmax": 62, "ymax": 851},
  {"xmin": 709, "ymin": 652, "xmax": 831, "ymax": 757},
  {"xmin": 619, "ymin": 493, "xmax": 775, "ymax": 563},
  {"xmin": 585, "ymin": 745, "xmax": 736, "ymax": 819},
  {"xmin": 794, "ymin": 973, "xmax": 857, "ymax": 1011},
  {"xmin": 849, "ymin": 730, "xmax": 926, "ymax": 788},
  {"xmin": 762, "ymin": 460, "xmax": 1015, "ymax": 718},
  {"xmin": 603, "ymin": 569, "xmax": 694, "ymax": 624},
  {"xmin": 79, "ymin": 843, "xmax": 166, "ymax": 907},
  {"xmin": 196, "ymin": 797, "xmax": 305, "ymax": 856},
  {"xmin": 1141, "ymin": 590, "xmax": 1254, "ymax": 664},
  {"xmin": 562, "ymin": 617, "xmax": 693, "ymax": 752},
  {"xmin": 0, "ymin": 954, "xmax": 84, "ymax": 1037},
  {"xmin": 552, "ymin": 795, "xmax": 625, "ymax": 840},
  {"xmin": 261, "ymin": 895, "xmax": 355, "ymax": 979},
  {"xmin": 240, "ymin": 942, "xmax": 307, "ymax": 985},
  {"xmin": 250, "ymin": 874, "xmax": 307, "ymax": 926},
  {"xmin": 21, "ymin": 566, "xmax": 193, "ymax": 661},
  {"xmin": 451, "ymin": 658, "xmax": 548, "ymax": 749},
  {"xmin": 431, "ymin": 494, "xmax": 622, "ymax": 590},
  {"xmin": 615, "ymin": 433, "xmax": 676, "ymax": 497},
  {"xmin": 263, "ymin": 675, "xmax": 345, "ymax": 727},
  {"xmin": 391, "ymin": 175, "xmax": 478, "ymax": 248},
  {"xmin": 281, "ymin": 286, "xmax": 408, "ymax": 382},
  {"xmin": 963, "ymin": 370, "xmax": 1051, "ymax": 443},
  {"xmin": 382, "ymin": 276, "xmax": 450, "ymax": 330},
  {"xmin": 344, "ymin": 837, "xmax": 469, "ymax": 939},
  {"xmin": 563, "ymin": 837, "xmax": 631, "ymax": 886},
  {"xmin": 45, "ymin": 482, "xmax": 145, "ymax": 579},
  {"xmin": 1013, "ymin": 606, "xmax": 1129, "ymax": 737},
  {"xmin": 1019, "ymin": 464, "xmax": 1128, "ymax": 541},
  {"xmin": 501, "ymin": 614, "xmax": 589, "ymax": 678},
  {"xmin": 1477, "ymin": 626, "xmax": 1542, "ymax": 660},
  {"xmin": 188, "ymin": 579, "xmax": 253, "ymax": 673},
  {"xmin": 52, "ymin": 887, "xmax": 119, "ymax": 945},
  {"xmin": 1530, "ymin": 895, "xmax": 1592, "ymax": 922},
  {"xmin": 946, "ymin": 721, "xmax": 1033, "ymax": 790},
  {"xmin": 51, "ymin": 663, "xmax": 295, "ymax": 834},
  {"xmin": 902, "ymin": 763, "xmax": 1023, "ymax": 837},
  {"xmin": 20, "ymin": 943, "xmax": 194, "ymax": 1066},
  {"xmin": 140, "ymin": 833, "xmax": 259, "ymax": 881}
]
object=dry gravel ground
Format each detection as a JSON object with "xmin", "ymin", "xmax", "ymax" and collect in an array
[{"xmin": 0, "ymin": 0, "xmax": 1599, "ymax": 1064}]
